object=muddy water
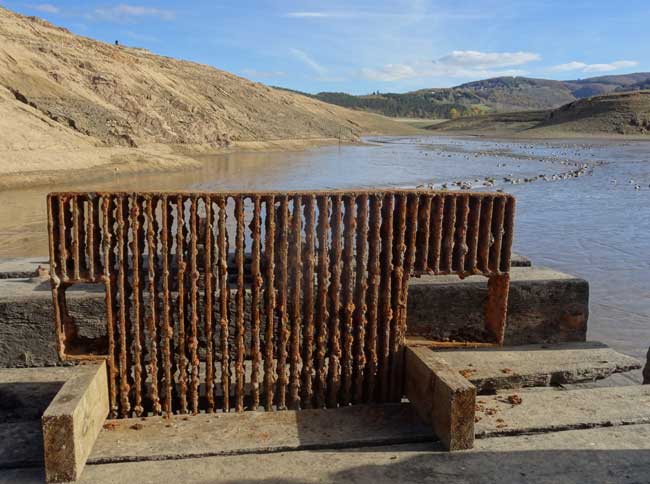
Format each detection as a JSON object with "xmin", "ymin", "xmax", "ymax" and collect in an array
[{"xmin": 1, "ymin": 136, "xmax": 648, "ymax": 359}]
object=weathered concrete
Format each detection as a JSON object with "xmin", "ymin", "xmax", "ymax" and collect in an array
[
  {"xmin": 0, "ymin": 257, "xmax": 49, "ymax": 280},
  {"xmin": 431, "ymin": 342, "xmax": 641, "ymax": 393},
  {"xmin": 475, "ymin": 385, "xmax": 650, "ymax": 437},
  {"xmin": 89, "ymin": 404, "xmax": 433, "ymax": 464},
  {"xmin": 510, "ymin": 253, "xmax": 531, "ymax": 267},
  {"xmin": 42, "ymin": 362, "xmax": 109, "ymax": 482},
  {"xmin": 0, "ymin": 367, "xmax": 74, "ymax": 423},
  {"xmin": 0, "ymin": 424, "xmax": 640, "ymax": 484},
  {"xmin": 0, "ymin": 367, "xmax": 83, "ymax": 471},
  {"xmin": 1, "ymin": 266, "xmax": 588, "ymax": 368},
  {"xmin": 408, "ymin": 266, "xmax": 589, "ymax": 345},
  {"xmin": 404, "ymin": 346, "xmax": 475, "ymax": 450},
  {"xmin": 0, "ymin": 279, "xmax": 105, "ymax": 367},
  {"xmin": 0, "ymin": 421, "xmax": 43, "ymax": 468}
]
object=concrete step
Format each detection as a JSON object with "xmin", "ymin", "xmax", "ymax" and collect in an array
[
  {"xmin": 61, "ymin": 424, "xmax": 650, "ymax": 484},
  {"xmin": 427, "ymin": 342, "xmax": 641, "ymax": 393},
  {"xmin": 1, "ymin": 265, "xmax": 587, "ymax": 368},
  {"xmin": 475, "ymin": 385, "xmax": 650, "ymax": 437}
]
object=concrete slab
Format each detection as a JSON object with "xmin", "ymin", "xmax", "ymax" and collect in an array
[
  {"xmin": 89, "ymin": 403, "xmax": 433, "ymax": 464},
  {"xmin": 0, "ymin": 421, "xmax": 43, "ymax": 468},
  {"xmin": 430, "ymin": 342, "xmax": 641, "ymax": 393},
  {"xmin": 475, "ymin": 385, "xmax": 650, "ymax": 437},
  {"xmin": 408, "ymin": 266, "xmax": 589, "ymax": 345},
  {"xmin": 65, "ymin": 424, "xmax": 650, "ymax": 484},
  {"xmin": 42, "ymin": 362, "xmax": 109, "ymax": 482}
]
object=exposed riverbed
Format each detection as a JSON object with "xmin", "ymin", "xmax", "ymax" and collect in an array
[{"xmin": 1, "ymin": 136, "xmax": 648, "ymax": 360}]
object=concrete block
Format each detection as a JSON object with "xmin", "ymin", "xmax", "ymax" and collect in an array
[
  {"xmin": 42, "ymin": 362, "xmax": 109, "ymax": 482},
  {"xmin": 405, "ymin": 346, "xmax": 476, "ymax": 450},
  {"xmin": 407, "ymin": 266, "xmax": 589, "ymax": 345},
  {"xmin": 0, "ymin": 279, "xmax": 105, "ymax": 367}
]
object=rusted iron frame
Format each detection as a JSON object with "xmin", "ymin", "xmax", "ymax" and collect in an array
[{"xmin": 47, "ymin": 189, "xmax": 515, "ymax": 416}]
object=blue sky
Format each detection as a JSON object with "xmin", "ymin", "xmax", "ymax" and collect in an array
[{"xmin": 3, "ymin": 0, "xmax": 649, "ymax": 94}]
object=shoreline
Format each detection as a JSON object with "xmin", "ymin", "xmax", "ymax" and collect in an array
[{"xmin": 0, "ymin": 137, "xmax": 360, "ymax": 192}]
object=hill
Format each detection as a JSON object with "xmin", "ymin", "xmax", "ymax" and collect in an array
[
  {"xmin": 427, "ymin": 90, "xmax": 650, "ymax": 137},
  {"xmin": 0, "ymin": 7, "xmax": 419, "ymax": 188},
  {"xmin": 296, "ymin": 73, "xmax": 650, "ymax": 119}
]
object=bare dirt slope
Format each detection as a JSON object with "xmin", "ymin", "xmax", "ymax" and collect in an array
[{"xmin": 0, "ymin": 7, "xmax": 418, "ymax": 188}]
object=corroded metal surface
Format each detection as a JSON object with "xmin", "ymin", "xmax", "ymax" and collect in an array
[{"xmin": 47, "ymin": 190, "xmax": 515, "ymax": 417}]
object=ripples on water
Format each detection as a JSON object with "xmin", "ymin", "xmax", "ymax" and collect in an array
[{"xmin": 0, "ymin": 136, "xmax": 648, "ymax": 358}]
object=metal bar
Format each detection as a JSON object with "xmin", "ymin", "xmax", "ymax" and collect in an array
[
  {"xmin": 352, "ymin": 194, "xmax": 369, "ymax": 404},
  {"xmin": 500, "ymin": 197, "xmax": 516, "ymax": 272},
  {"xmin": 364, "ymin": 195, "xmax": 382, "ymax": 402},
  {"xmin": 189, "ymin": 197, "xmax": 200, "ymax": 414},
  {"xmin": 145, "ymin": 196, "xmax": 161, "ymax": 415},
  {"xmin": 203, "ymin": 196, "xmax": 215, "ymax": 412},
  {"xmin": 489, "ymin": 197, "xmax": 506, "ymax": 273},
  {"xmin": 429, "ymin": 195, "xmax": 445, "ymax": 274},
  {"xmin": 175, "ymin": 196, "xmax": 189, "ymax": 414},
  {"xmin": 440, "ymin": 194, "xmax": 457, "ymax": 274},
  {"xmin": 217, "ymin": 196, "xmax": 230, "ymax": 412},
  {"xmin": 161, "ymin": 196, "xmax": 173, "ymax": 416},
  {"xmin": 100, "ymin": 196, "xmax": 118, "ymax": 417},
  {"xmin": 130, "ymin": 197, "xmax": 144, "ymax": 417},
  {"xmin": 300, "ymin": 195, "xmax": 316, "ymax": 408},
  {"xmin": 378, "ymin": 194, "xmax": 395, "ymax": 401},
  {"xmin": 465, "ymin": 197, "xmax": 482, "ymax": 274},
  {"xmin": 72, "ymin": 196, "xmax": 81, "ymax": 280},
  {"xmin": 340, "ymin": 195, "xmax": 356, "ymax": 406},
  {"xmin": 235, "ymin": 196, "xmax": 246, "ymax": 411},
  {"xmin": 116, "ymin": 196, "xmax": 131, "ymax": 417},
  {"xmin": 263, "ymin": 195, "xmax": 276, "ymax": 410},
  {"xmin": 250, "ymin": 196, "xmax": 262, "ymax": 410},
  {"xmin": 314, "ymin": 196, "xmax": 330, "ymax": 409},
  {"xmin": 327, "ymin": 195, "xmax": 343, "ymax": 408},
  {"xmin": 289, "ymin": 195, "xmax": 302, "ymax": 409},
  {"xmin": 453, "ymin": 195, "xmax": 469, "ymax": 275},
  {"xmin": 477, "ymin": 197, "xmax": 494, "ymax": 273},
  {"xmin": 414, "ymin": 194, "xmax": 432, "ymax": 273},
  {"xmin": 276, "ymin": 196, "xmax": 290, "ymax": 410}
]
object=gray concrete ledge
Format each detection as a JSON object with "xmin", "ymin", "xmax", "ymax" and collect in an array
[{"xmin": 1, "ymin": 266, "xmax": 588, "ymax": 368}]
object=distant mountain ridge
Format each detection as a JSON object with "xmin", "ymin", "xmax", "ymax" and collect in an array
[{"xmin": 280, "ymin": 73, "xmax": 650, "ymax": 119}]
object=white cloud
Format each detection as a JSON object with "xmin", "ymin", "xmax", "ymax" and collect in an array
[
  {"xmin": 241, "ymin": 69, "xmax": 287, "ymax": 79},
  {"xmin": 551, "ymin": 60, "xmax": 639, "ymax": 73},
  {"xmin": 360, "ymin": 50, "xmax": 540, "ymax": 82},
  {"xmin": 289, "ymin": 48, "xmax": 327, "ymax": 75},
  {"xmin": 93, "ymin": 4, "xmax": 175, "ymax": 22},
  {"xmin": 30, "ymin": 3, "xmax": 60, "ymax": 14},
  {"xmin": 438, "ymin": 50, "xmax": 540, "ymax": 69}
]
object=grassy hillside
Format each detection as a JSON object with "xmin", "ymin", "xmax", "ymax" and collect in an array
[
  {"xmin": 427, "ymin": 90, "xmax": 650, "ymax": 137},
  {"xmin": 288, "ymin": 73, "xmax": 650, "ymax": 120}
]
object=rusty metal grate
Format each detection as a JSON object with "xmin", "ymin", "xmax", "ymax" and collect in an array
[{"xmin": 47, "ymin": 190, "xmax": 515, "ymax": 418}]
